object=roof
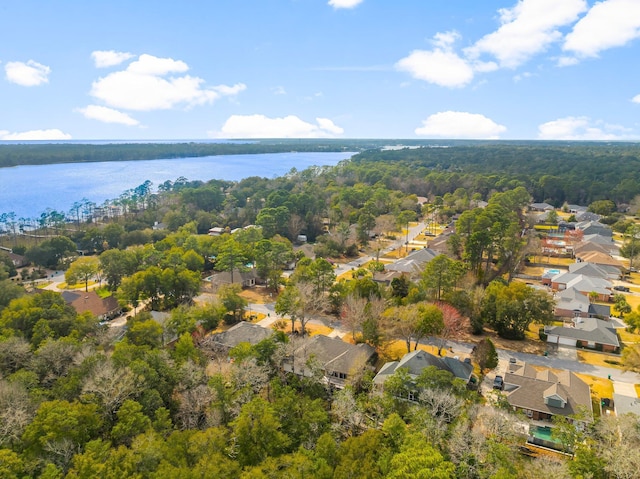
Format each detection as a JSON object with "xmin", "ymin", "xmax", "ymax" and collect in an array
[
  {"xmin": 373, "ymin": 349, "xmax": 473, "ymax": 386},
  {"xmin": 545, "ymin": 317, "xmax": 619, "ymax": 347},
  {"xmin": 504, "ymin": 363, "xmax": 592, "ymax": 419},
  {"xmin": 62, "ymin": 290, "xmax": 120, "ymax": 317},
  {"xmin": 565, "ymin": 275, "xmax": 612, "ymax": 295},
  {"xmin": 567, "ymin": 262, "xmax": 610, "ymax": 279},
  {"xmin": 555, "ymin": 287, "xmax": 590, "ymax": 312},
  {"xmin": 575, "ymin": 212, "xmax": 602, "ymax": 222},
  {"xmin": 207, "ymin": 268, "xmax": 257, "ymax": 288},
  {"xmin": 575, "ymin": 221, "xmax": 612, "ymax": 237},
  {"xmin": 209, "ymin": 321, "xmax": 274, "ymax": 349},
  {"xmin": 385, "ymin": 248, "xmax": 440, "ymax": 274},
  {"xmin": 290, "ymin": 335, "xmax": 376, "ymax": 376},
  {"xmin": 530, "ymin": 203, "xmax": 554, "ymax": 211},
  {"xmin": 575, "ymin": 252, "xmax": 622, "ymax": 269}
]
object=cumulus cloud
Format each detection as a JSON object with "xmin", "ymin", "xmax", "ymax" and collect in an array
[
  {"xmin": 89, "ymin": 54, "xmax": 246, "ymax": 111},
  {"xmin": 5, "ymin": 60, "xmax": 51, "ymax": 86},
  {"xmin": 415, "ymin": 111, "xmax": 507, "ymax": 139},
  {"xmin": 395, "ymin": 32, "xmax": 474, "ymax": 88},
  {"xmin": 210, "ymin": 114, "xmax": 344, "ymax": 138},
  {"xmin": 632, "ymin": 94, "xmax": 640, "ymax": 103},
  {"xmin": 91, "ymin": 50, "xmax": 135, "ymax": 68},
  {"xmin": 76, "ymin": 105, "xmax": 139, "ymax": 126},
  {"xmin": 537, "ymin": 116, "xmax": 631, "ymax": 140},
  {"xmin": 563, "ymin": 0, "xmax": 640, "ymax": 59},
  {"xmin": 0, "ymin": 129, "xmax": 71, "ymax": 140},
  {"xmin": 466, "ymin": 0, "xmax": 587, "ymax": 68},
  {"xmin": 329, "ymin": 0, "xmax": 363, "ymax": 9}
]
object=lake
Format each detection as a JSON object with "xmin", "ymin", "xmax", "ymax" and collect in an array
[{"xmin": 0, "ymin": 151, "xmax": 355, "ymax": 219}]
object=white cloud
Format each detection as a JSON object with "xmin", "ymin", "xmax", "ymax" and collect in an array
[
  {"xmin": 537, "ymin": 116, "xmax": 632, "ymax": 140},
  {"xmin": 0, "ymin": 129, "xmax": 71, "ymax": 140},
  {"xmin": 89, "ymin": 54, "xmax": 245, "ymax": 111},
  {"xmin": 91, "ymin": 50, "xmax": 134, "ymax": 68},
  {"xmin": 328, "ymin": 0, "xmax": 363, "ymax": 9},
  {"xmin": 210, "ymin": 114, "xmax": 344, "ymax": 138},
  {"xmin": 466, "ymin": 0, "xmax": 587, "ymax": 68},
  {"xmin": 76, "ymin": 105, "xmax": 139, "ymax": 126},
  {"xmin": 272, "ymin": 86, "xmax": 287, "ymax": 95},
  {"xmin": 415, "ymin": 111, "xmax": 507, "ymax": 139},
  {"xmin": 396, "ymin": 31, "xmax": 475, "ymax": 88},
  {"xmin": 632, "ymin": 94, "xmax": 640, "ymax": 103},
  {"xmin": 5, "ymin": 60, "xmax": 51, "ymax": 86},
  {"xmin": 563, "ymin": 0, "xmax": 640, "ymax": 59}
]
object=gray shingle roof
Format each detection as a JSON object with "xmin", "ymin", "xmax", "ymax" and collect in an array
[
  {"xmin": 545, "ymin": 317, "xmax": 619, "ymax": 347},
  {"xmin": 209, "ymin": 321, "xmax": 273, "ymax": 349},
  {"xmin": 504, "ymin": 363, "xmax": 592, "ymax": 419},
  {"xmin": 385, "ymin": 248, "xmax": 440, "ymax": 274},
  {"xmin": 373, "ymin": 349, "xmax": 473, "ymax": 386}
]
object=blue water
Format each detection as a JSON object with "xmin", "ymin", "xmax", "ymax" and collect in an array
[{"xmin": 0, "ymin": 151, "xmax": 354, "ymax": 219}]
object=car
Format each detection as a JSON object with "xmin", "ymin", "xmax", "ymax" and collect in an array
[
  {"xmin": 614, "ymin": 285, "xmax": 630, "ymax": 292},
  {"xmin": 509, "ymin": 357, "xmax": 517, "ymax": 364},
  {"xmin": 493, "ymin": 375, "xmax": 504, "ymax": 390}
]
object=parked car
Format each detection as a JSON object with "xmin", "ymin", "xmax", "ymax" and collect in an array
[
  {"xmin": 614, "ymin": 285, "xmax": 630, "ymax": 292},
  {"xmin": 493, "ymin": 375, "xmax": 504, "ymax": 390}
]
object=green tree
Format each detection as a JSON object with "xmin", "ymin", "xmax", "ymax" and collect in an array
[
  {"xmin": 65, "ymin": 256, "xmax": 100, "ymax": 292},
  {"xmin": 99, "ymin": 248, "xmax": 138, "ymax": 291},
  {"xmin": 22, "ymin": 400, "xmax": 102, "ymax": 466},
  {"xmin": 482, "ymin": 281, "xmax": 554, "ymax": 339},
  {"xmin": 588, "ymin": 199, "xmax": 616, "ymax": 216},
  {"xmin": 421, "ymin": 255, "xmax": 466, "ymax": 301},
  {"xmin": 386, "ymin": 433, "xmax": 455, "ymax": 479},
  {"xmin": 218, "ymin": 283, "xmax": 247, "ymax": 324},
  {"xmin": 216, "ymin": 237, "xmax": 247, "ymax": 284},
  {"xmin": 110, "ymin": 399, "xmax": 151, "ymax": 446},
  {"xmin": 472, "ymin": 337, "xmax": 498, "ymax": 372},
  {"xmin": 382, "ymin": 303, "xmax": 444, "ymax": 353},
  {"xmin": 231, "ymin": 397, "xmax": 291, "ymax": 467}
]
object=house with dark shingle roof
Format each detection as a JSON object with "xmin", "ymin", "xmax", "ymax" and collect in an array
[
  {"xmin": 544, "ymin": 317, "xmax": 620, "ymax": 353},
  {"xmin": 384, "ymin": 248, "xmax": 440, "ymax": 277},
  {"xmin": 207, "ymin": 321, "xmax": 274, "ymax": 352},
  {"xmin": 503, "ymin": 363, "xmax": 592, "ymax": 422},
  {"xmin": 373, "ymin": 349, "xmax": 474, "ymax": 391},
  {"xmin": 284, "ymin": 334, "xmax": 376, "ymax": 389},
  {"xmin": 529, "ymin": 203, "xmax": 555, "ymax": 212}
]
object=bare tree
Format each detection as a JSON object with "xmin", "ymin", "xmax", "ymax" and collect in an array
[
  {"xmin": 82, "ymin": 359, "xmax": 138, "ymax": 419},
  {"xmin": 341, "ymin": 294, "xmax": 368, "ymax": 341},
  {"xmin": 0, "ymin": 380, "xmax": 34, "ymax": 447}
]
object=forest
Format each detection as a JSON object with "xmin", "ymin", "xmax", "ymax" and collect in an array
[{"xmin": 1, "ymin": 142, "xmax": 640, "ymax": 478}]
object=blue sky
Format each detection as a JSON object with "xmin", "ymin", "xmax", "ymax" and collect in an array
[{"xmin": 1, "ymin": 0, "xmax": 639, "ymax": 141}]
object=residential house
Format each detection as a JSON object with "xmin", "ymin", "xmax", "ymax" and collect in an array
[
  {"xmin": 529, "ymin": 203, "xmax": 555, "ymax": 212},
  {"xmin": 553, "ymin": 287, "xmax": 611, "ymax": 319},
  {"xmin": 549, "ymin": 272, "xmax": 612, "ymax": 301},
  {"xmin": 575, "ymin": 211, "xmax": 601, "ymax": 222},
  {"xmin": 6, "ymin": 252, "xmax": 28, "ymax": 268},
  {"xmin": 566, "ymin": 204, "xmax": 588, "ymax": 215},
  {"xmin": 579, "ymin": 234, "xmax": 619, "ymax": 255},
  {"xmin": 567, "ymin": 262, "xmax": 611, "ymax": 280},
  {"xmin": 373, "ymin": 349, "xmax": 474, "ymax": 397},
  {"xmin": 384, "ymin": 247, "xmax": 440, "ymax": 277},
  {"xmin": 61, "ymin": 290, "xmax": 121, "ymax": 321},
  {"xmin": 206, "ymin": 321, "xmax": 274, "ymax": 353},
  {"xmin": 574, "ymin": 252, "xmax": 623, "ymax": 278},
  {"xmin": 206, "ymin": 269, "xmax": 258, "ymax": 289},
  {"xmin": 208, "ymin": 227, "xmax": 225, "ymax": 236},
  {"xmin": 283, "ymin": 334, "xmax": 376, "ymax": 389},
  {"xmin": 575, "ymin": 221, "xmax": 612, "ymax": 237},
  {"xmin": 544, "ymin": 317, "xmax": 620, "ymax": 352},
  {"xmin": 503, "ymin": 362, "xmax": 593, "ymax": 422}
]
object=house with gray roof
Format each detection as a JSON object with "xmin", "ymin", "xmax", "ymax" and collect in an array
[
  {"xmin": 504, "ymin": 363, "xmax": 592, "ymax": 424},
  {"xmin": 579, "ymin": 234, "xmax": 619, "ymax": 255},
  {"xmin": 207, "ymin": 321, "xmax": 274, "ymax": 352},
  {"xmin": 373, "ymin": 349, "xmax": 474, "ymax": 394},
  {"xmin": 575, "ymin": 211, "xmax": 601, "ymax": 222},
  {"xmin": 529, "ymin": 202, "xmax": 555, "ymax": 212},
  {"xmin": 575, "ymin": 220, "xmax": 612, "ymax": 237},
  {"xmin": 567, "ymin": 262, "xmax": 610, "ymax": 279},
  {"xmin": 553, "ymin": 287, "xmax": 611, "ymax": 319},
  {"xmin": 384, "ymin": 247, "xmax": 440, "ymax": 277},
  {"xmin": 284, "ymin": 334, "xmax": 377, "ymax": 389},
  {"xmin": 544, "ymin": 317, "xmax": 620, "ymax": 353}
]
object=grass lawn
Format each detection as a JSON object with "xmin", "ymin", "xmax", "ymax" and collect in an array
[
  {"xmin": 618, "ymin": 328, "xmax": 640, "ymax": 344},
  {"xmin": 239, "ymin": 287, "xmax": 276, "ymax": 304},
  {"xmin": 59, "ymin": 279, "xmax": 98, "ymax": 290},
  {"xmin": 270, "ymin": 321, "xmax": 333, "ymax": 337},
  {"xmin": 379, "ymin": 339, "xmax": 445, "ymax": 362},
  {"xmin": 577, "ymin": 350, "xmax": 623, "ymax": 369},
  {"xmin": 576, "ymin": 373, "xmax": 614, "ymax": 399},
  {"xmin": 636, "ymin": 384, "xmax": 640, "ymax": 397}
]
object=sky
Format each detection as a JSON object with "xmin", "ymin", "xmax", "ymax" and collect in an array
[{"xmin": 0, "ymin": 0, "xmax": 639, "ymax": 141}]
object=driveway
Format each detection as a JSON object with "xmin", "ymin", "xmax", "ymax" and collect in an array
[{"xmin": 613, "ymin": 381, "xmax": 638, "ymax": 397}]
